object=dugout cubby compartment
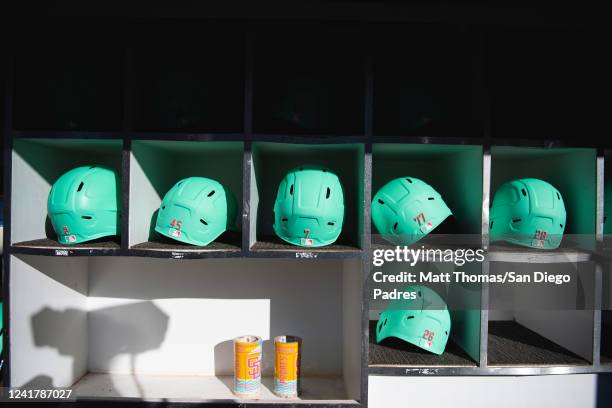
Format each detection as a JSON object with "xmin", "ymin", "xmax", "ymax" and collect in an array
[
  {"xmin": 252, "ymin": 24, "xmax": 365, "ymax": 136},
  {"xmin": 489, "ymin": 146, "xmax": 597, "ymax": 257},
  {"xmin": 372, "ymin": 25, "xmax": 482, "ymax": 138},
  {"xmin": 371, "ymin": 144, "xmax": 483, "ymax": 250},
  {"xmin": 13, "ymin": 23, "xmax": 123, "ymax": 131},
  {"xmin": 488, "ymin": 29, "xmax": 590, "ymax": 141},
  {"xmin": 10, "ymin": 139, "xmax": 122, "ymax": 252},
  {"xmin": 250, "ymin": 142, "xmax": 364, "ymax": 255},
  {"xmin": 128, "ymin": 22, "xmax": 244, "ymax": 133},
  {"xmin": 129, "ymin": 140, "xmax": 243, "ymax": 256},
  {"xmin": 10, "ymin": 255, "xmax": 362, "ymax": 404},
  {"xmin": 487, "ymin": 261, "xmax": 595, "ymax": 367},
  {"xmin": 368, "ymin": 262, "xmax": 481, "ymax": 368}
]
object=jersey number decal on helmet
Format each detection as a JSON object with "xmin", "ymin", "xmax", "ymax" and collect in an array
[
  {"xmin": 534, "ymin": 230, "xmax": 547, "ymax": 247},
  {"xmin": 423, "ymin": 330, "xmax": 435, "ymax": 341},
  {"xmin": 414, "ymin": 212, "xmax": 427, "ymax": 225}
]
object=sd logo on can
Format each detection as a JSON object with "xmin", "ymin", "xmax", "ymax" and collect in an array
[{"xmin": 233, "ymin": 335, "xmax": 262, "ymax": 398}]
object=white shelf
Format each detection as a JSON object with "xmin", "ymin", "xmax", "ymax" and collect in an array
[{"xmin": 73, "ymin": 373, "xmax": 355, "ymax": 404}]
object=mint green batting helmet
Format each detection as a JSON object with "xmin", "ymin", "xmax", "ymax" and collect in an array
[
  {"xmin": 273, "ymin": 164, "xmax": 344, "ymax": 247},
  {"xmin": 377, "ymin": 285, "xmax": 451, "ymax": 355},
  {"xmin": 48, "ymin": 166, "xmax": 120, "ymax": 245},
  {"xmin": 155, "ymin": 177, "xmax": 237, "ymax": 246},
  {"xmin": 490, "ymin": 178, "xmax": 566, "ymax": 249},
  {"xmin": 372, "ymin": 177, "xmax": 452, "ymax": 245}
]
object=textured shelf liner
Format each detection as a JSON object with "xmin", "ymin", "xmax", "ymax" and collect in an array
[
  {"xmin": 368, "ymin": 320, "xmax": 477, "ymax": 367},
  {"xmin": 132, "ymin": 231, "xmax": 242, "ymax": 251},
  {"xmin": 252, "ymin": 235, "xmax": 360, "ymax": 252},
  {"xmin": 488, "ymin": 321, "xmax": 589, "ymax": 366},
  {"xmin": 13, "ymin": 238, "xmax": 120, "ymax": 249}
]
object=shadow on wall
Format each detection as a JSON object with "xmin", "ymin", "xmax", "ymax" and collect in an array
[{"xmin": 27, "ymin": 301, "xmax": 169, "ymax": 398}]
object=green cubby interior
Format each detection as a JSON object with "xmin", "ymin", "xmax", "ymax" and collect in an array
[
  {"xmin": 13, "ymin": 24, "xmax": 123, "ymax": 131},
  {"xmin": 490, "ymin": 147, "xmax": 597, "ymax": 248},
  {"xmin": 368, "ymin": 262, "xmax": 481, "ymax": 367},
  {"xmin": 129, "ymin": 22, "xmax": 244, "ymax": 133},
  {"xmin": 11, "ymin": 138, "xmax": 123, "ymax": 246},
  {"xmin": 487, "ymin": 261, "xmax": 595, "ymax": 366},
  {"xmin": 372, "ymin": 25, "xmax": 482, "ymax": 137},
  {"xmin": 372, "ymin": 144, "xmax": 483, "ymax": 244},
  {"xmin": 252, "ymin": 25, "xmax": 365, "ymax": 135},
  {"xmin": 129, "ymin": 140, "xmax": 243, "ymax": 250},
  {"xmin": 251, "ymin": 142, "xmax": 364, "ymax": 250}
]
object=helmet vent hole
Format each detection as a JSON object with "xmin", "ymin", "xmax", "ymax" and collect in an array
[
  {"xmin": 77, "ymin": 182, "xmax": 84, "ymax": 192},
  {"xmin": 378, "ymin": 199, "xmax": 385, "ymax": 205},
  {"xmin": 490, "ymin": 221, "xmax": 494, "ymax": 229},
  {"xmin": 328, "ymin": 222, "xmax": 335, "ymax": 226},
  {"xmin": 512, "ymin": 218, "xmax": 522, "ymax": 223},
  {"xmin": 282, "ymin": 218, "xmax": 288, "ymax": 222},
  {"xmin": 326, "ymin": 187, "xmax": 331, "ymax": 199},
  {"xmin": 290, "ymin": 185, "xmax": 294, "ymax": 195},
  {"xmin": 384, "ymin": 318, "xmax": 388, "ymax": 326},
  {"xmin": 162, "ymin": 206, "xmax": 166, "ymax": 210},
  {"xmin": 428, "ymin": 197, "xmax": 434, "ymax": 200},
  {"xmin": 81, "ymin": 215, "xmax": 92, "ymax": 220},
  {"xmin": 406, "ymin": 316, "xmax": 415, "ymax": 320},
  {"xmin": 406, "ymin": 178, "xmax": 412, "ymax": 183},
  {"xmin": 393, "ymin": 222, "xmax": 398, "ymax": 230},
  {"xmin": 557, "ymin": 192, "xmax": 561, "ymax": 200},
  {"xmin": 521, "ymin": 189, "xmax": 527, "ymax": 197},
  {"xmin": 200, "ymin": 219, "xmax": 208, "ymax": 226},
  {"xmin": 207, "ymin": 190, "xmax": 215, "ymax": 197},
  {"xmin": 445, "ymin": 331, "xmax": 448, "ymax": 335},
  {"xmin": 560, "ymin": 224, "xmax": 563, "ymax": 228}
]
